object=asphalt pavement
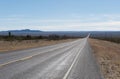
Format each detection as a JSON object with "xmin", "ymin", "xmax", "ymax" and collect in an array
[{"xmin": 0, "ymin": 37, "xmax": 103, "ymax": 79}]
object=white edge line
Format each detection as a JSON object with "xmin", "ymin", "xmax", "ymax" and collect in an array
[{"xmin": 62, "ymin": 37, "xmax": 88, "ymax": 79}]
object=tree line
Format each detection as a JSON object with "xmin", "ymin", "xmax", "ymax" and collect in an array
[
  {"xmin": 0, "ymin": 32, "xmax": 120, "ymax": 43},
  {"xmin": 0, "ymin": 32, "xmax": 78, "ymax": 41},
  {"xmin": 90, "ymin": 36, "xmax": 120, "ymax": 43}
]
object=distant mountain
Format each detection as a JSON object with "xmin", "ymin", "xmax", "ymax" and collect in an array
[
  {"xmin": 0, "ymin": 29, "xmax": 120, "ymax": 38},
  {"xmin": 0, "ymin": 29, "xmax": 43, "ymax": 36},
  {"xmin": 7, "ymin": 29, "xmax": 42, "ymax": 32}
]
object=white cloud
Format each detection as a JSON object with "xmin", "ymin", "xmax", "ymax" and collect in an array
[
  {"xmin": 0, "ymin": 14, "xmax": 120, "ymax": 31},
  {"xmin": 24, "ymin": 21, "xmax": 120, "ymax": 31}
]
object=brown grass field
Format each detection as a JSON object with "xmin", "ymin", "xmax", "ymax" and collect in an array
[
  {"xmin": 0, "ymin": 39, "xmax": 75, "ymax": 53},
  {"xmin": 89, "ymin": 39, "xmax": 120, "ymax": 79}
]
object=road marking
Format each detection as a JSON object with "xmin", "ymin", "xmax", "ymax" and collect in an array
[
  {"xmin": 0, "ymin": 41, "xmax": 77, "ymax": 68},
  {"xmin": 0, "ymin": 44, "xmax": 69, "ymax": 68},
  {"xmin": 62, "ymin": 39, "xmax": 87, "ymax": 79},
  {"xmin": 0, "ymin": 54, "xmax": 37, "ymax": 67}
]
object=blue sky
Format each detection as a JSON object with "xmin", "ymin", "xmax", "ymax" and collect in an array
[{"xmin": 0, "ymin": 0, "xmax": 120, "ymax": 31}]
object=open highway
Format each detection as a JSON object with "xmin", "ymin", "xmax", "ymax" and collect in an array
[{"xmin": 0, "ymin": 36, "xmax": 103, "ymax": 79}]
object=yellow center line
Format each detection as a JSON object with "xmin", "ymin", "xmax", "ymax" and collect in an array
[
  {"xmin": 0, "ymin": 54, "xmax": 38, "ymax": 68},
  {"xmin": 0, "ymin": 45, "xmax": 67, "ymax": 68},
  {"xmin": 0, "ymin": 39, "xmax": 84, "ymax": 68}
]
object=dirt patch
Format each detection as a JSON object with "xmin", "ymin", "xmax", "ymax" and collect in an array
[
  {"xmin": 0, "ymin": 39, "xmax": 75, "ymax": 53},
  {"xmin": 89, "ymin": 38, "xmax": 120, "ymax": 79}
]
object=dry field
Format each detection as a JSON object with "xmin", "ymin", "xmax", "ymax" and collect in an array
[
  {"xmin": 89, "ymin": 39, "xmax": 120, "ymax": 79},
  {"xmin": 0, "ymin": 39, "xmax": 75, "ymax": 53}
]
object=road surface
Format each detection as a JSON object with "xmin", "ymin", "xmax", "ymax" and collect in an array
[{"xmin": 0, "ymin": 36, "xmax": 103, "ymax": 79}]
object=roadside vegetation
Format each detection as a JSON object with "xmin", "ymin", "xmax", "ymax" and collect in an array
[
  {"xmin": 0, "ymin": 32, "xmax": 78, "ymax": 52},
  {"xmin": 90, "ymin": 36, "xmax": 120, "ymax": 44},
  {"xmin": 89, "ymin": 39, "xmax": 120, "ymax": 79},
  {"xmin": 0, "ymin": 32, "xmax": 79, "ymax": 41}
]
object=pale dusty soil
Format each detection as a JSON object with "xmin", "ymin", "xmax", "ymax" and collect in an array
[
  {"xmin": 0, "ymin": 39, "xmax": 75, "ymax": 53},
  {"xmin": 89, "ymin": 39, "xmax": 120, "ymax": 79}
]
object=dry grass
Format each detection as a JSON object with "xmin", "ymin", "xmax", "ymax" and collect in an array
[
  {"xmin": 89, "ymin": 38, "xmax": 120, "ymax": 79},
  {"xmin": 0, "ymin": 39, "xmax": 75, "ymax": 53}
]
